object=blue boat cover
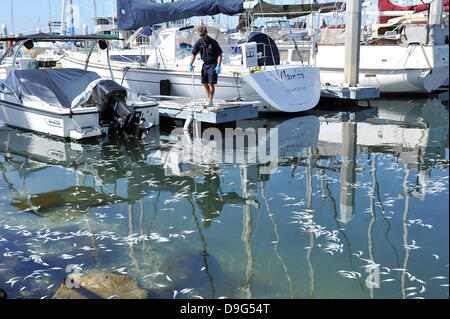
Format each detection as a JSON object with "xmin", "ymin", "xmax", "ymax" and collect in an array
[
  {"xmin": 117, "ymin": 0, "xmax": 244, "ymax": 30},
  {"xmin": 5, "ymin": 68, "xmax": 101, "ymax": 108}
]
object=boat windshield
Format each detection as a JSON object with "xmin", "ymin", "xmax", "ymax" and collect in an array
[{"xmin": 150, "ymin": 25, "xmax": 236, "ymax": 64}]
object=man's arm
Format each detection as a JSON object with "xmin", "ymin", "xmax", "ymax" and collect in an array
[
  {"xmin": 189, "ymin": 53, "xmax": 196, "ymax": 71},
  {"xmin": 189, "ymin": 54, "xmax": 196, "ymax": 65},
  {"xmin": 214, "ymin": 54, "xmax": 223, "ymax": 74},
  {"xmin": 189, "ymin": 40, "xmax": 199, "ymax": 71}
]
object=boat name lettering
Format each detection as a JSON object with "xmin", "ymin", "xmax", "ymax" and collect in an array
[
  {"xmin": 45, "ymin": 118, "xmax": 62, "ymax": 128},
  {"xmin": 47, "ymin": 150, "xmax": 65, "ymax": 160},
  {"xmin": 280, "ymin": 70, "xmax": 304, "ymax": 81}
]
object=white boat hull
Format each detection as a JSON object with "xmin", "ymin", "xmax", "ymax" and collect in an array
[
  {"xmin": 242, "ymin": 65, "xmax": 321, "ymax": 112},
  {"xmin": 0, "ymin": 93, "xmax": 159, "ymax": 140},
  {"xmin": 316, "ymin": 44, "xmax": 449, "ymax": 93},
  {"xmin": 62, "ymin": 54, "xmax": 321, "ymax": 113}
]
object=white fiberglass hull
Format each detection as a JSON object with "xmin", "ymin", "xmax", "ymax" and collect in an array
[
  {"xmin": 62, "ymin": 55, "xmax": 258, "ymax": 101},
  {"xmin": 316, "ymin": 44, "xmax": 449, "ymax": 93},
  {"xmin": 0, "ymin": 93, "xmax": 159, "ymax": 140},
  {"xmin": 62, "ymin": 54, "xmax": 321, "ymax": 113},
  {"xmin": 242, "ymin": 65, "xmax": 321, "ymax": 112}
]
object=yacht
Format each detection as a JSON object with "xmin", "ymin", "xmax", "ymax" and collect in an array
[
  {"xmin": 62, "ymin": 0, "xmax": 321, "ymax": 113},
  {"xmin": 0, "ymin": 33, "xmax": 159, "ymax": 140},
  {"xmin": 237, "ymin": 0, "xmax": 449, "ymax": 94}
]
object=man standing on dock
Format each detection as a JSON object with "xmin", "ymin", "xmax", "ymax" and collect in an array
[{"xmin": 189, "ymin": 25, "xmax": 223, "ymax": 108}]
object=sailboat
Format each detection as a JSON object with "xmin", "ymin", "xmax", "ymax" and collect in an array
[
  {"xmin": 61, "ymin": 0, "xmax": 321, "ymax": 113},
  {"xmin": 247, "ymin": 0, "xmax": 449, "ymax": 94}
]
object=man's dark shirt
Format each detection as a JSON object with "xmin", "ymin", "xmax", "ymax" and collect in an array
[{"xmin": 191, "ymin": 37, "xmax": 223, "ymax": 65}]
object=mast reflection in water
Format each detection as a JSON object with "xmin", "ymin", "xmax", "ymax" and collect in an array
[{"xmin": 0, "ymin": 97, "xmax": 448, "ymax": 299}]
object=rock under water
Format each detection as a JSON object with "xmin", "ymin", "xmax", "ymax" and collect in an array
[
  {"xmin": 52, "ymin": 272, "xmax": 149, "ymax": 299},
  {"xmin": 160, "ymin": 249, "xmax": 222, "ymax": 289}
]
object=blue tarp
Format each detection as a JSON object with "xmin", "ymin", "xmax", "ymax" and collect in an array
[
  {"xmin": 117, "ymin": 0, "xmax": 244, "ymax": 30},
  {"xmin": 6, "ymin": 69, "xmax": 101, "ymax": 108}
]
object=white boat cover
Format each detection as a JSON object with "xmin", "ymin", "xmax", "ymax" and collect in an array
[{"xmin": 5, "ymin": 68, "xmax": 101, "ymax": 108}]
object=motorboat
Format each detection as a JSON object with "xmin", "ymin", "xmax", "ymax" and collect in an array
[
  {"xmin": 0, "ymin": 33, "xmax": 159, "ymax": 140},
  {"xmin": 62, "ymin": 0, "xmax": 321, "ymax": 113}
]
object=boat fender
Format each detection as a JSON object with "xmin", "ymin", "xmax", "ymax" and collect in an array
[{"xmin": 250, "ymin": 66, "xmax": 261, "ymax": 73}]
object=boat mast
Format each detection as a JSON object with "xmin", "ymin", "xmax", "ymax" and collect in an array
[
  {"xmin": 111, "ymin": 0, "xmax": 115, "ymax": 27},
  {"xmin": 93, "ymin": 0, "xmax": 98, "ymax": 19},
  {"xmin": 1, "ymin": 25, "xmax": 7, "ymax": 50},
  {"xmin": 10, "ymin": 0, "xmax": 14, "ymax": 34},
  {"xmin": 69, "ymin": 0, "xmax": 75, "ymax": 36},
  {"xmin": 61, "ymin": 0, "xmax": 67, "ymax": 35},
  {"xmin": 48, "ymin": 0, "xmax": 52, "ymax": 33}
]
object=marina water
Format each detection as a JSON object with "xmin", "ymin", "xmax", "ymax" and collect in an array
[{"xmin": 0, "ymin": 97, "xmax": 448, "ymax": 299}]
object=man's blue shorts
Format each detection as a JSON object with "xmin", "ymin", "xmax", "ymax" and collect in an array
[{"xmin": 201, "ymin": 63, "xmax": 218, "ymax": 85}]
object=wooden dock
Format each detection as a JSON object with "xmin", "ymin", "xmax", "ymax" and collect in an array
[{"xmin": 153, "ymin": 96, "xmax": 260, "ymax": 124}]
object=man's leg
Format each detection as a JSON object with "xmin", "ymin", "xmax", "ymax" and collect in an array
[
  {"xmin": 209, "ymin": 84, "xmax": 215, "ymax": 101},
  {"xmin": 203, "ymin": 84, "xmax": 212, "ymax": 100},
  {"xmin": 209, "ymin": 66, "xmax": 218, "ymax": 103},
  {"xmin": 201, "ymin": 65, "xmax": 212, "ymax": 102}
]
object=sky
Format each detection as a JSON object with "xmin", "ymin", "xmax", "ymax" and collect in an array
[
  {"xmin": 0, "ymin": 0, "xmax": 416, "ymax": 35},
  {"xmin": 0, "ymin": 0, "xmax": 116, "ymax": 34}
]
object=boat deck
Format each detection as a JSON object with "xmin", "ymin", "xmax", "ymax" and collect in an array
[{"xmin": 152, "ymin": 95, "xmax": 260, "ymax": 124}]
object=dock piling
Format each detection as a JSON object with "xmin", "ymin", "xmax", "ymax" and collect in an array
[{"xmin": 343, "ymin": 0, "xmax": 362, "ymax": 87}]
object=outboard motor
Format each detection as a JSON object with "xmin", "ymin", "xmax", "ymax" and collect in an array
[{"xmin": 92, "ymin": 80, "xmax": 141, "ymax": 134}]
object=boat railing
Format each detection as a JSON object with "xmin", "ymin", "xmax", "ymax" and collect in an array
[
  {"xmin": 0, "ymin": 78, "xmax": 22, "ymax": 102},
  {"xmin": 83, "ymin": 39, "xmax": 115, "ymax": 82}
]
